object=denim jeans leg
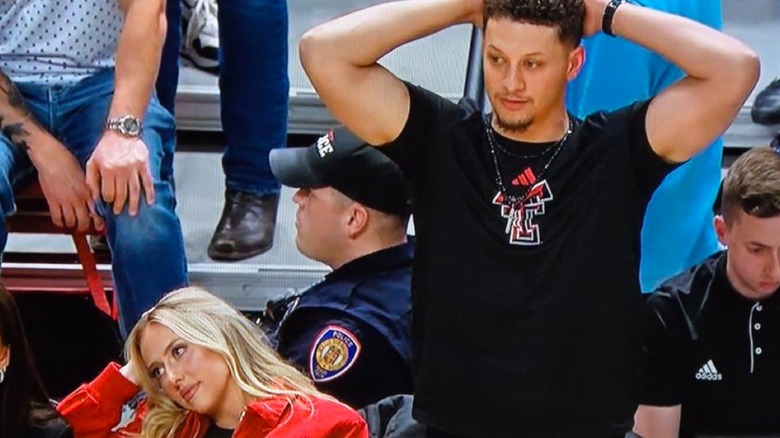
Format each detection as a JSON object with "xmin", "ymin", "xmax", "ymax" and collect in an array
[
  {"xmin": 0, "ymin": 137, "xmax": 34, "ymax": 257},
  {"xmin": 218, "ymin": 0, "xmax": 288, "ymax": 195},
  {"xmin": 56, "ymin": 71, "xmax": 188, "ymax": 336},
  {"xmin": 157, "ymin": 0, "xmax": 183, "ymax": 115},
  {"xmin": 0, "ymin": 160, "xmax": 12, "ymax": 256}
]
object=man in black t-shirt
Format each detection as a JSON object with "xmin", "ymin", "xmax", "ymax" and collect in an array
[
  {"xmin": 634, "ymin": 147, "xmax": 780, "ymax": 438},
  {"xmin": 298, "ymin": 0, "xmax": 758, "ymax": 436}
]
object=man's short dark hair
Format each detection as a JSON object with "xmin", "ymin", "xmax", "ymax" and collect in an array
[
  {"xmin": 484, "ymin": 0, "xmax": 585, "ymax": 48},
  {"xmin": 722, "ymin": 147, "xmax": 780, "ymax": 223}
]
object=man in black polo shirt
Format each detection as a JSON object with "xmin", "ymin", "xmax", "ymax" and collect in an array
[
  {"xmin": 298, "ymin": 0, "xmax": 758, "ymax": 436},
  {"xmin": 634, "ymin": 147, "xmax": 780, "ymax": 438}
]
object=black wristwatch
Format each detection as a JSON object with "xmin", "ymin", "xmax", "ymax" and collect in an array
[
  {"xmin": 602, "ymin": 0, "xmax": 626, "ymax": 37},
  {"xmin": 105, "ymin": 115, "xmax": 143, "ymax": 137}
]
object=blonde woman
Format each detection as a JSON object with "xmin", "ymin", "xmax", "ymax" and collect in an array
[{"xmin": 58, "ymin": 287, "xmax": 368, "ymax": 437}]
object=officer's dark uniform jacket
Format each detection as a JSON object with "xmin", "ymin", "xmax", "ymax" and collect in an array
[
  {"xmin": 642, "ymin": 251, "xmax": 780, "ymax": 438},
  {"xmin": 265, "ymin": 241, "xmax": 414, "ymax": 409}
]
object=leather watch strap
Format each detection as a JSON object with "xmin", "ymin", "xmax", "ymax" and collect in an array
[{"xmin": 602, "ymin": 0, "xmax": 625, "ymax": 37}]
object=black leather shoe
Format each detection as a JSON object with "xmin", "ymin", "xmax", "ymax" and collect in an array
[
  {"xmin": 207, "ymin": 191, "xmax": 279, "ymax": 261},
  {"xmin": 88, "ymin": 234, "xmax": 110, "ymax": 253},
  {"xmin": 752, "ymin": 77, "xmax": 780, "ymax": 125}
]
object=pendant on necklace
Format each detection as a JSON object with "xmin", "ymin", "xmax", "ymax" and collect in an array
[{"xmin": 505, "ymin": 203, "xmax": 518, "ymax": 234}]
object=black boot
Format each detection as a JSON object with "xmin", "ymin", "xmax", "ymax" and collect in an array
[
  {"xmin": 752, "ymin": 77, "xmax": 780, "ymax": 125},
  {"xmin": 207, "ymin": 190, "xmax": 279, "ymax": 261}
]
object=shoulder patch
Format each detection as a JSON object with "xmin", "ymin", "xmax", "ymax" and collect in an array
[{"xmin": 309, "ymin": 325, "xmax": 362, "ymax": 383}]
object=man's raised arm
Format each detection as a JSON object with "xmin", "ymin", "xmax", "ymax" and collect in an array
[
  {"xmin": 588, "ymin": 0, "xmax": 759, "ymax": 163},
  {"xmin": 299, "ymin": 0, "xmax": 481, "ymax": 146}
]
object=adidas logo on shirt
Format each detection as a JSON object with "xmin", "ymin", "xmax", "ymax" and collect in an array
[{"xmin": 695, "ymin": 359, "xmax": 723, "ymax": 381}]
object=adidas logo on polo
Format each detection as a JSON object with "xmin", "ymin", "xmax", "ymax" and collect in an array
[{"xmin": 695, "ymin": 359, "xmax": 723, "ymax": 381}]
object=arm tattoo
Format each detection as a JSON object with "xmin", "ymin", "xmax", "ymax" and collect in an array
[
  {"xmin": 0, "ymin": 71, "xmax": 36, "ymax": 152},
  {"xmin": 4, "ymin": 78, "xmax": 27, "ymax": 110},
  {"xmin": 0, "ymin": 118, "xmax": 31, "ymax": 151}
]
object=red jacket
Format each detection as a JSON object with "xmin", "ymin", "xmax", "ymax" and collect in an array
[{"xmin": 58, "ymin": 363, "xmax": 369, "ymax": 438}]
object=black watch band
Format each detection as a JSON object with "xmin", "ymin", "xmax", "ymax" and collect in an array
[{"xmin": 602, "ymin": 0, "xmax": 625, "ymax": 37}]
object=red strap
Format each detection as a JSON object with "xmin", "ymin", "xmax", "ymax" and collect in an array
[{"xmin": 72, "ymin": 232, "xmax": 116, "ymax": 320}]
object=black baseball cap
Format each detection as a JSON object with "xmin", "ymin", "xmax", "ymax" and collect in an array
[{"xmin": 270, "ymin": 127, "xmax": 410, "ymax": 216}]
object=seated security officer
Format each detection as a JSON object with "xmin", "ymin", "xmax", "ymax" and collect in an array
[
  {"xmin": 265, "ymin": 127, "xmax": 413, "ymax": 409},
  {"xmin": 634, "ymin": 146, "xmax": 780, "ymax": 438}
]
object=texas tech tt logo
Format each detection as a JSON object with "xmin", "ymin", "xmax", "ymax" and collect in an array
[{"xmin": 493, "ymin": 177, "xmax": 553, "ymax": 246}]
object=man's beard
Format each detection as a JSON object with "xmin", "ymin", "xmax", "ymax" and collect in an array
[{"xmin": 494, "ymin": 110, "xmax": 534, "ymax": 135}]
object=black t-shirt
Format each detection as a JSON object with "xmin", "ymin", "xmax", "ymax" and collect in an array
[
  {"xmin": 380, "ymin": 83, "xmax": 675, "ymax": 437},
  {"xmin": 642, "ymin": 252, "xmax": 780, "ymax": 438},
  {"xmin": 20, "ymin": 418, "xmax": 72, "ymax": 438},
  {"xmin": 203, "ymin": 423, "xmax": 233, "ymax": 438}
]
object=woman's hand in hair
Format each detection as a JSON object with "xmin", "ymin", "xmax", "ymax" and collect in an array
[{"xmin": 119, "ymin": 362, "xmax": 141, "ymax": 386}]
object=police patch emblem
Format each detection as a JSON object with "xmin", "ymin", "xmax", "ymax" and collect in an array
[{"xmin": 309, "ymin": 325, "xmax": 361, "ymax": 382}]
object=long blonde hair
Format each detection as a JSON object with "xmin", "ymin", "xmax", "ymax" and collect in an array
[{"xmin": 125, "ymin": 287, "xmax": 326, "ymax": 438}]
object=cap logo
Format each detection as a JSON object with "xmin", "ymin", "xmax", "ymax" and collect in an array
[{"xmin": 316, "ymin": 130, "xmax": 335, "ymax": 157}]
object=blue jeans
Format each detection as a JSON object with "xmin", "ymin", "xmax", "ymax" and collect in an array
[
  {"xmin": 157, "ymin": 0, "xmax": 289, "ymax": 196},
  {"xmin": 1, "ymin": 69, "xmax": 189, "ymax": 335},
  {"xmin": 566, "ymin": 0, "xmax": 723, "ymax": 292}
]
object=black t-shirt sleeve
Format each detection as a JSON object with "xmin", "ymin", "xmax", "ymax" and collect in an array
[
  {"xmin": 379, "ymin": 81, "xmax": 463, "ymax": 181},
  {"xmin": 640, "ymin": 291, "xmax": 689, "ymax": 406},
  {"xmin": 607, "ymin": 99, "xmax": 680, "ymax": 198}
]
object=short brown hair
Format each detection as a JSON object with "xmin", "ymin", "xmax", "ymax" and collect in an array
[
  {"xmin": 484, "ymin": 0, "xmax": 585, "ymax": 47},
  {"xmin": 721, "ymin": 147, "xmax": 780, "ymax": 222}
]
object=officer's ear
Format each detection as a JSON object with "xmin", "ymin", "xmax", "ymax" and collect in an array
[
  {"xmin": 346, "ymin": 204, "xmax": 370, "ymax": 239},
  {"xmin": 714, "ymin": 214, "xmax": 730, "ymax": 248}
]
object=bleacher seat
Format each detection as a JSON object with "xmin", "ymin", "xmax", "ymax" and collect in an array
[{"xmin": 2, "ymin": 181, "xmax": 116, "ymax": 320}]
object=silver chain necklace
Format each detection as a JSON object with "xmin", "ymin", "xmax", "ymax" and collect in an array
[
  {"xmin": 484, "ymin": 114, "xmax": 573, "ymax": 234},
  {"xmin": 489, "ymin": 128, "xmax": 561, "ymax": 159}
]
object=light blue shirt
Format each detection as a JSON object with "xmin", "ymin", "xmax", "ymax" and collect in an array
[
  {"xmin": 0, "ymin": 0, "xmax": 122, "ymax": 85},
  {"xmin": 566, "ymin": 0, "xmax": 723, "ymax": 292}
]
